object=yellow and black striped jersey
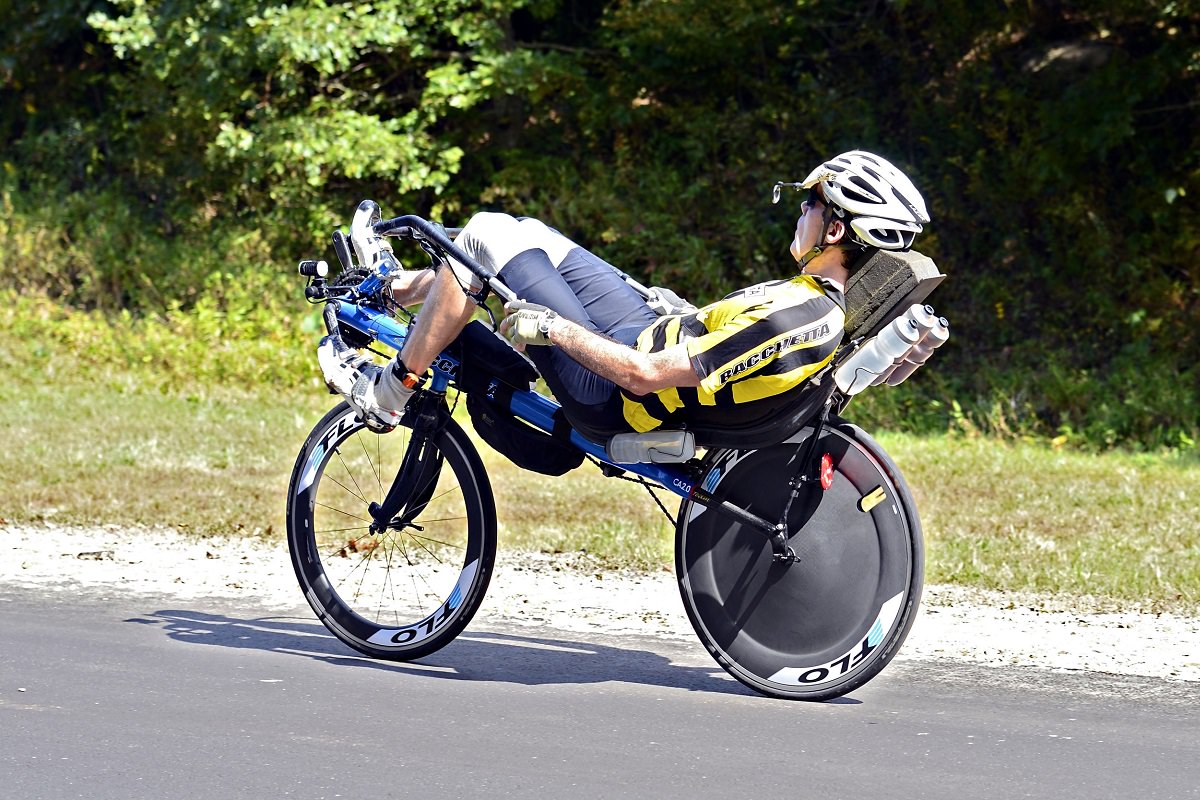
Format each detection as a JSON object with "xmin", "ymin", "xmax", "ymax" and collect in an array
[{"xmin": 622, "ymin": 275, "xmax": 845, "ymax": 432}]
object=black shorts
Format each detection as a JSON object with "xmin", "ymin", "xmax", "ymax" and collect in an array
[{"xmin": 498, "ymin": 247, "xmax": 658, "ymax": 442}]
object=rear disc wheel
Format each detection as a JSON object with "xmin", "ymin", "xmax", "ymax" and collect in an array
[{"xmin": 677, "ymin": 422, "xmax": 923, "ymax": 700}]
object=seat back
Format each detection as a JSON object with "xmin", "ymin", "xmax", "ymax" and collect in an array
[
  {"xmin": 685, "ymin": 249, "xmax": 946, "ymax": 448},
  {"xmin": 844, "ymin": 248, "xmax": 945, "ymax": 340}
]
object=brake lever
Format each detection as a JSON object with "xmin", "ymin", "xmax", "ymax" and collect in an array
[{"xmin": 332, "ymin": 230, "xmax": 353, "ymax": 272}]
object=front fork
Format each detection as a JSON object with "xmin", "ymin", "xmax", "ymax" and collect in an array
[
  {"xmin": 366, "ymin": 388, "xmax": 447, "ymax": 535},
  {"xmin": 318, "ymin": 298, "xmax": 443, "ymax": 536}
]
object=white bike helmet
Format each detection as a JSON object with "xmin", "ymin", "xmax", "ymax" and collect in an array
[{"xmin": 800, "ymin": 150, "xmax": 930, "ymax": 251}]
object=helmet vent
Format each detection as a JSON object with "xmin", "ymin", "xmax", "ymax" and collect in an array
[
  {"xmin": 841, "ymin": 177, "xmax": 879, "ymax": 205},
  {"xmin": 797, "ymin": 150, "xmax": 929, "ymax": 250}
]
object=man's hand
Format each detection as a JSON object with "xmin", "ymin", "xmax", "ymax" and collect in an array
[
  {"xmin": 646, "ymin": 286, "xmax": 697, "ymax": 316},
  {"xmin": 500, "ymin": 301, "xmax": 559, "ymax": 350}
]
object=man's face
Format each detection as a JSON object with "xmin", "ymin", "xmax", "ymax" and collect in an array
[{"xmin": 789, "ymin": 189, "xmax": 827, "ymax": 265}]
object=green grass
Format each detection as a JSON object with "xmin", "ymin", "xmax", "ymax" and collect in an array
[
  {"xmin": 0, "ymin": 369, "xmax": 675, "ymax": 561},
  {"xmin": 0, "ymin": 376, "xmax": 325, "ymax": 538},
  {"xmin": 2, "ymin": 369, "xmax": 1196, "ymax": 612},
  {"xmin": 881, "ymin": 433, "xmax": 1200, "ymax": 611}
]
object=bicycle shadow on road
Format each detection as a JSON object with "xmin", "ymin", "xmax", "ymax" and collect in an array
[{"xmin": 131, "ymin": 609, "xmax": 763, "ymax": 698}]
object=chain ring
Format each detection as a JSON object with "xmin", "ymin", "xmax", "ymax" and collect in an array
[{"xmin": 328, "ymin": 268, "xmax": 378, "ymax": 349}]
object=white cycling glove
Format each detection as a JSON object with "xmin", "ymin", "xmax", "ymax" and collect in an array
[
  {"xmin": 500, "ymin": 301, "xmax": 559, "ymax": 349},
  {"xmin": 645, "ymin": 286, "xmax": 697, "ymax": 316}
]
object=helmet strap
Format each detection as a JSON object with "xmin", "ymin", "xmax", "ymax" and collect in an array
[
  {"xmin": 796, "ymin": 244, "xmax": 824, "ymax": 269},
  {"xmin": 797, "ymin": 204, "xmax": 839, "ymax": 270}
]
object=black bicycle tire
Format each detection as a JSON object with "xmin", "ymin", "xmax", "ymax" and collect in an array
[
  {"xmin": 286, "ymin": 401, "xmax": 497, "ymax": 661},
  {"xmin": 675, "ymin": 420, "xmax": 923, "ymax": 701}
]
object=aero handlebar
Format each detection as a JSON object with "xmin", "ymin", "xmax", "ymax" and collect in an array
[{"xmin": 374, "ymin": 214, "xmax": 519, "ymax": 305}]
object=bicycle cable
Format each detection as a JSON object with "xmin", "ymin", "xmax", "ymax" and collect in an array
[{"xmin": 585, "ymin": 455, "xmax": 678, "ymax": 528}]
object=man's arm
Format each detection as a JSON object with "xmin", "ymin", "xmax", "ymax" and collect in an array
[
  {"xmin": 390, "ymin": 268, "xmax": 438, "ymax": 306},
  {"xmin": 547, "ymin": 318, "xmax": 700, "ymax": 396}
]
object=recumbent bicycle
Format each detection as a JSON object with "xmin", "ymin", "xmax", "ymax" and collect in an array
[{"xmin": 285, "ymin": 200, "xmax": 947, "ymax": 701}]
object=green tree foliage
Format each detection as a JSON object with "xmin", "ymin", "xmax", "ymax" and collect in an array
[
  {"xmin": 0, "ymin": 0, "xmax": 116, "ymax": 186},
  {"xmin": 1, "ymin": 0, "xmax": 1197, "ymax": 448},
  {"xmin": 82, "ymin": 0, "xmax": 491, "ymax": 225}
]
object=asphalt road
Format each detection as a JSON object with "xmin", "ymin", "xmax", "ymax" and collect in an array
[{"xmin": 1, "ymin": 588, "xmax": 1196, "ymax": 800}]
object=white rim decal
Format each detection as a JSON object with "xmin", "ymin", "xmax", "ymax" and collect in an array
[
  {"xmin": 298, "ymin": 444, "xmax": 325, "ymax": 494},
  {"xmin": 365, "ymin": 560, "xmax": 480, "ymax": 647},
  {"xmin": 297, "ymin": 412, "xmax": 360, "ymax": 495},
  {"xmin": 766, "ymin": 591, "xmax": 905, "ymax": 686}
]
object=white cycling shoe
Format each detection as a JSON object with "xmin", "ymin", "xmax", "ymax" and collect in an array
[{"xmin": 317, "ymin": 336, "xmax": 410, "ymax": 433}]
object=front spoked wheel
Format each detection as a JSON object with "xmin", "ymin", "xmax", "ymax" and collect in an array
[
  {"xmin": 677, "ymin": 421, "xmax": 923, "ymax": 701},
  {"xmin": 286, "ymin": 401, "xmax": 496, "ymax": 661}
]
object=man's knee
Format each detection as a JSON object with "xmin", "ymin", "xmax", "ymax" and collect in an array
[
  {"xmin": 457, "ymin": 213, "xmax": 519, "ymax": 269},
  {"xmin": 436, "ymin": 212, "xmax": 508, "ymax": 292},
  {"xmin": 456, "ymin": 211, "xmax": 577, "ymax": 273},
  {"xmin": 462, "ymin": 211, "xmax": 521, "ymax": 241}
]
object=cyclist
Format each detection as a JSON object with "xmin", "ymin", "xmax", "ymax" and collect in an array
[{"xmin": 318, "ymin": 150, "xmax": 929, "ymax": 441}]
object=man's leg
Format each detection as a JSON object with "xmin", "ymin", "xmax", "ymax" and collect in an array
[
  {"xmin": 554, "ymin": 247, "xmax": 658, "ymax": 334},
  {"xmin": 320, "ymin": 210, "xmax": 649, "ymax": 435},
  {"xmin": 498, "ymin": 249, "xmax": 649, "ymax": 441},
  {"xmin": 398, "ymin": 265, "xmax": 476, "ymax": 374},
  {"xmin": 459, "ymin": 212, "xmax": 655, "ymax": 334},
  {"xmin": 455, "ymin": 212, "xmax": 659, "ymax": 439},
  {"xmin": 453, "ymin": 213, "xmax": 577, "ymax": 276}
]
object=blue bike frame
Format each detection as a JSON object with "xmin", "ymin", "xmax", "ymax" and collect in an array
[{"xmin": 332, "ymin": 299, "xmax": 702, "ymax": 499}]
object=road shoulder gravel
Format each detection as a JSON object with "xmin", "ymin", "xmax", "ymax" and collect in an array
[{"xmin": 2, "ymin": 523, "xmax": 1196, "ymax": 683}]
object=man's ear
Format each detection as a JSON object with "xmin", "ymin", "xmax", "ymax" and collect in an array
[{"xmin": 825, "ymin": 219, "xmax": 847, "ymax": 245}]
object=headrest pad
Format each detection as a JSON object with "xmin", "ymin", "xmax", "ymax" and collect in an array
[{"xmin": 844, "ymin": 249, "xmax": 945, "ymax": 340}]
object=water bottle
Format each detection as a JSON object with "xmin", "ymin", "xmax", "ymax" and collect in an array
[
  {"xmin": 606, "ymin": 430, "xmax": 696, "ymax": 464},
  {"xmin": 834, "ymin": 316, "xmax": 921, "ymax": 395},
  {"xmin": 886, "ymin": 315, "xmax": 950, "ymax": 386},
  {"xmin": 873, "ymin": 304, "xmax": 939, "ymax": 386}
]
